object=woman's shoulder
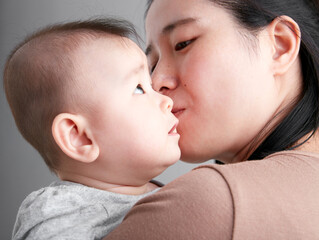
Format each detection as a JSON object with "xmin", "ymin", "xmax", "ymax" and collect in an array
[
  {"xmin": 190, "ymin": 150, "xmax": 319, "ymax": 204},
  {"xmin": 153, "ymin": 149, "xmax": 319, "ymax": 203},
  {"xmin": 106, "ymin": 151, "xmax": 319, "ymax": 239},
  {"xmin": 187, "ymin": 150, "xmax": 319, "ymax": 239},
  {"xmin": 110, "ymin": 165, "xmax": 234, "ymax": 240},
  {"xmin": 159, "ymin": 151, "xmax": 319, "ymax": 238},
  {"xmin": 202, "ymin": 150, "xmax": 319, "ymax": 182}
]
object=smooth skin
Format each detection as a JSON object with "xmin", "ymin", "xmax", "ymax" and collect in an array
[
  {"xmin": 145, "ymin": 0, "xmax": 309, "ymax": 164},
  {"xmin": 52, "ymin": 37, "xmax": 180, "ymax": 195},
  {"xmin": 102, "ymin": 2, "xmax": 319, "ymax": 239}
]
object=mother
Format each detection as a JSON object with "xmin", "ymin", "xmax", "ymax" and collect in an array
[{"xmin": 106, "ymin": 0, "xmax": 319, "ymax": 239}]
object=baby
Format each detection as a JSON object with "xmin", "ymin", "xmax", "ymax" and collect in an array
[{"xmin": 4, "ymin": 18, "xmax": 180, "ymax": 239}]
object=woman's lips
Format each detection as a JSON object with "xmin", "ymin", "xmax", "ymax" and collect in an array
[{"xmin": 172, "ymin": 108, "xmax": 185, "ymax": 118}]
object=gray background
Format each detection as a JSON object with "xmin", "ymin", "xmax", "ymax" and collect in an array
[{"xmin": 0, "ymin": 0, "xmax": 214, "ymax": 238}]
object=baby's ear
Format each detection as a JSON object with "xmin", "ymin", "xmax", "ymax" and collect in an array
[
  {"xmin": 52, "ymin": 113, "xmax": 99, "ymax": 163},
  {"xmin": 268, "ymin": 15, "xmax": 301, "ymax": 75}
]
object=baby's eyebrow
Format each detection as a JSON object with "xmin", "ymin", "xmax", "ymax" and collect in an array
[{"xmin": 124, "ymin": 64, "xmax": 144, "ymax": 81}]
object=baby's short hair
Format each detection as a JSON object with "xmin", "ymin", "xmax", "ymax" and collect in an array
[{"xmin": 3, "ymin": 18, "xmax": 139, "ymax": 173}]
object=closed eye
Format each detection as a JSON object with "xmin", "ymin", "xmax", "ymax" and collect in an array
[
  {"xmin": 149, "ymin": 39, "xmax": 195, "ymax": 73},
  {"xmin": 150, "ymin": 64, "xmax": 157, "ymax": 74},
  {"xmin": 134, "ymin": 84, "xmax": 145, "ymax": 94},
  {"xmin": 175, "ymin": 39, "xmax": 194, "ymax": 51}
]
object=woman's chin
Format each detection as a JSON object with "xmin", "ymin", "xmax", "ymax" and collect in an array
[{"xmin": 180, "ymin": 152, "xmax": 212, "ymax": 164}]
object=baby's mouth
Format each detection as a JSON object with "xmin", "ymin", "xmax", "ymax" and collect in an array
[{"xmin": 168, "ymin": 122, "xmax": 179, "ymax": 135}]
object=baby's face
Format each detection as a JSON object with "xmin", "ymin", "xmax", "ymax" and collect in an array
[{"xmin": 74, "ymin": 36, "xmax": 180, "ymax": 185}]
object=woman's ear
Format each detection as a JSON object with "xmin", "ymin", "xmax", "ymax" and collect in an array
[
  {"xmin": 52, "ymin": 113, "xmax": 99, "ymax": 163},
  {"xmin": 268, "ymin": 15, "xmax": 301, "ymax": 75}
]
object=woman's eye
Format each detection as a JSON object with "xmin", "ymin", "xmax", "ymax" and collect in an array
[
  {"xmin": 150, "ymin": 64, "xmax": 156, "ymax": 74},
  {"xmin": 134, "ymin": 84, "xmax": 145, "ymax": 94},
  {"xmin": 175, "ymin": 40, "xmax": 193, "ymax": 51}
]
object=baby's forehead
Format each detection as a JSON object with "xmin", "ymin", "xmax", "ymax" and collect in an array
[
  {"xmin": 72, "ymin": 35, "xmax": 147, "ymax": 79},
  {"xmin": 26, "ymin": 31, "xmax": 134, "ymax": 59},
  {"xmin": 78, "ymin": 34, "xmax": 143, "ymax": 55},
  {"xmin": 74, "ymin": 35, "xmax": 147, "ymax": 67}
]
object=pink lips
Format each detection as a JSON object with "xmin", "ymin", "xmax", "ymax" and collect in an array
[{"xmin": 172, "ymin": 108, "xmax": 185, "ymax": 118}]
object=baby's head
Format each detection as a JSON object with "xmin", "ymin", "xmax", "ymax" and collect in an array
[{"xmin": 4, "ymin": 18, "xmax": 180, "ymax": 187}]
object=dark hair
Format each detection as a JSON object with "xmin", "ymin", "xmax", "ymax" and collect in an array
[
  {"xmin": 3, "ymin": 18, "xmax": 139, "ymax": 172},
  {"xmin": 146, "ymin": 0, "xmax": 319, "ymax": 160}
]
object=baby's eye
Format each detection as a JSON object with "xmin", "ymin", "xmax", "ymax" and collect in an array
[
  {"xmin": 134, "ymin": 84, "xmax": 145, "ymax": 94},
  {"xmin": 175, "ymin": 39, "xmax": 194, "ymax": 51}
]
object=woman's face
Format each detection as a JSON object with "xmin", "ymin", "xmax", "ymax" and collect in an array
[{"xmin": 145, "ymin": 0, "xmax": 286, "ymax": 163}]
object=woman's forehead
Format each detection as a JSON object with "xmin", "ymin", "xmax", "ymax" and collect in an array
[
  {"xmin": 145, "ymin": 0, "xmax": 231, "ymax": 33},
  {"xmin": 147, "ymin": 0, "xmax": 204, "ymax": 26},
  {"xmin": 145, "ymin": 0, "xmax": 233, "ymax": 46}
]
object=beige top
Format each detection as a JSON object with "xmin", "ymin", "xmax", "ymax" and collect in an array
[{"xmin": 105, "ymin": 151, "xmax": 319, "ymax": 239}]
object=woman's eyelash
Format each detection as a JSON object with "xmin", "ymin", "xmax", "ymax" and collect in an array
[
  {"xmin": 150, "ymin": 64, "xmax": 156, "ymax": 74},
  {"xmin": 175, "ymin": 39, "xmax": 194, "ymax": 51},
  {"xmin": 149, "ymin": 39, "xmax": 195, "ymax": 73}
]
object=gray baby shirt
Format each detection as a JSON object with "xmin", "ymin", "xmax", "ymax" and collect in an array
[{"xmin": 12, "ymin": 180, "xmax": 160, "ymax": 240}]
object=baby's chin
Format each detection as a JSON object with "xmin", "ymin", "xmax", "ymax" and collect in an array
[{"xmin": 165, "ymin": 152, "xmax": 182, "ymax": 167}]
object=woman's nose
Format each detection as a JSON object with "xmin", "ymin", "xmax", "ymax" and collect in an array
[{"xmin": 151, "ymin": 61, "xmax": 178, "ymax": 94}]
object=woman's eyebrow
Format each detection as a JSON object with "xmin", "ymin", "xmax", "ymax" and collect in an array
[
  {"xmin": 162, "ymin": 17, "xmax": 198, "ymax": 35},
  {"xmin": 145, "ymin": 17, "xmax": 198, "ymax": 56}
]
